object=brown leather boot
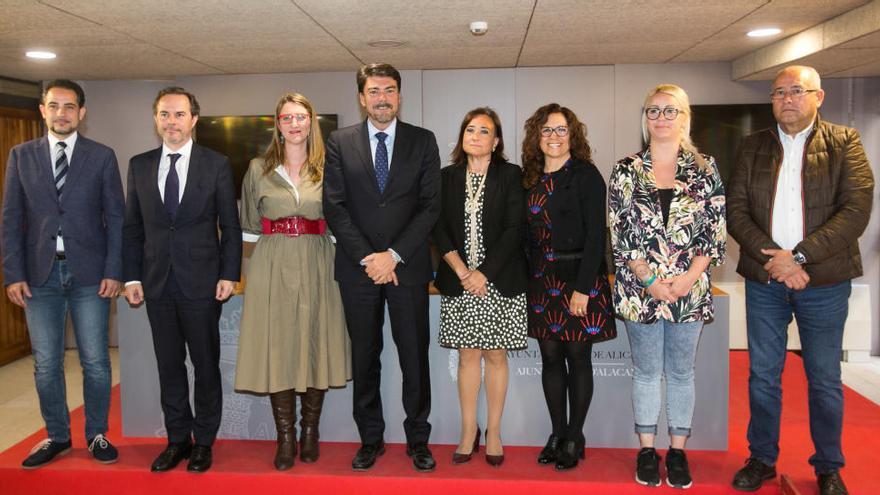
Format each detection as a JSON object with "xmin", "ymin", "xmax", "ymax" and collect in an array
[
  {"xmin": 269, "ymin": 390, "xmax": 297, "ymax": 470},
  {"xmin": 299, "ymin": 388, "xmax": 325, "ymax": 463}
]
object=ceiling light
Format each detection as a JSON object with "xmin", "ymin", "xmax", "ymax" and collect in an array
[
  {"xmin": 747, "ymin": 28, "xmax": 781, "ymax": 38},
  {"xmin": 367, "ymin": 39, "xmax": 405, "ymax": 48},
  {"xmin": 26, "ymin": 50, "xmax": 57, "ymax": 59}
]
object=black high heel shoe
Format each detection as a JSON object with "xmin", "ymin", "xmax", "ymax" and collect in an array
[
  {"xmin": 537, "ymin": 434, "xmax": 561, "ymax": 465},
  {"xmin": 451, "ymin": 427, "xmax": 480, "ymax": 464},
  {"xmin": 554, "ymin": 438, "xmax": 585, "ymax": 471},
  {"xmin": 484, "ymin": 430, "xmax": 504, "ymax": 468}
]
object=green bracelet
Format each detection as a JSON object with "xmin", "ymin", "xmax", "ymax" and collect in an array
[{"xmin": 641, "ymin": 273, "xmax": 657, "ymax": 288}]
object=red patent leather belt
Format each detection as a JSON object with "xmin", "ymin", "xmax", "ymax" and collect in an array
[{"xmin": 262, "ymin": 216, "xmax": 327, "ymax": 236}]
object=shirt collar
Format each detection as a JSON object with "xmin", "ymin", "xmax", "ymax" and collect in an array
[
  {"xmin": 48, "ymin": 131, "xmax": 78, "ymax": 151},
  {"xmin": 161, "ymin": 139, "xmax": 193, "ymax": 161},
  {"xmin": 367, "ymin": 118, "xmax": 397, "ymax": 141},
  {"xmin": 777, "ymin": 120, "xmax": 814, "ymax": 142}
]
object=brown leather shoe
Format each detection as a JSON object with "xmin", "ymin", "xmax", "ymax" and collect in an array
[
  {"xmin": 299, "ymin": 388, "xmax": 325, "ymax": 463},
  {"xmin": 269, "ymin": 390, "xmax": 297, "ymax": 470},
  {"xmin": 732, "ymin": 457, "xmax": 776, "ymax": 491},
  {"xmin": 817, "ymin": 472, "xmax": 848, "ymax": 495}
]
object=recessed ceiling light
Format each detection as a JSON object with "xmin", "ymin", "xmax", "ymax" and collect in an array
[
  {"xmin": 26, "ymin": 50, "xmax": 57, "ymax": 59},
  {"xmin": 367, "ymin": 39, "xmax": 406, "ymax": 48},
  {"xmin": 747, "ymin": 28, "xmax": 781, "ymax": 38}
]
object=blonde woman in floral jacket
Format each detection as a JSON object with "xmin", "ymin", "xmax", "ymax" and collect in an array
[{"xmin": 609, "ymin": 84, "xmax": 726, "ymax": 489}]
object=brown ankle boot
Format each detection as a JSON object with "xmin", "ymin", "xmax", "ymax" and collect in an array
[
  {"xmin": 299, "ymin": 388, "xmax": 325, "ymax": 463},
  {"xmin": 269, "ymin": 390, "xmax": 297, "ymax": 470}
]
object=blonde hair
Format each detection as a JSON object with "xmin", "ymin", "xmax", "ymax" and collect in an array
[
  {"xmin": 641, "ymin": 84, "xmax": 708, "ymax": 170},
  {"xmin": 263, "ymin": 92, "xmax": 325, "ymax": 182}
]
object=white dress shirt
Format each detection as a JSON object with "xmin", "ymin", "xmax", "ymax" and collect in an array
[
  {"xmin": 771, "ymin": 123, "xmax": 813, "ymax": 250},
  {"xmin": 157, "ymin": 139, "xmax": 193, "ymax": 204},
  {"xmin": 367, "ymin": 118, "xmax": 397, "ymax": 170},
  {"xmin": 48, "ymin": 131, "xmax": 78, "ymax": 252},
  {"xmin": 126, "ymin": 139, "xmax": 194, "ymax": 287}
]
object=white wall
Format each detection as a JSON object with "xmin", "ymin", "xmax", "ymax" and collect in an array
[
  {"xmin": 74, "ymin": 62, "xmax": 880, "ymax": 354},
  {"xmin": 850, "ymin": 77, "xmax": 880, "ymax": 353}
]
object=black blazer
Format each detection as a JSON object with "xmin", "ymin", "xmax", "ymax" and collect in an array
[
  {"xmin": 538, "ymin": 159, "xmax": 608, "ymax": 294},
  {"xmin": 2, "ymin": 135, "xmax": 124, "ymax": 287},
  {"xmin": 122, "ymin": 143, "xmax": 242, "ymax": 300},
  {"xmin": 433, "ymin": 161, "xmax": 528, "ymax": 298},
  {"xmin": 322, "ymin": 120, "xmax": 441, "ymax": 286}
]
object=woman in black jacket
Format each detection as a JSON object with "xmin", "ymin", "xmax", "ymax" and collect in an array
[
  {"xmin": 521, "ymin": 103, "xmax": 616, "ymax": 471},
  {"xmin": 433, "ymin": 107, "xmax": 528, "ymax": 468}
]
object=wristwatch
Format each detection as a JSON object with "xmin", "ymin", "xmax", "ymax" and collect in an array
[{"xmin": 792, "ymin": 249, "xmax": 807, "ymax": 265}]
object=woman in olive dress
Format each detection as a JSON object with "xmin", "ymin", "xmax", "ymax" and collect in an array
[{"xmin": 235, "ymin": 92, "xmax": 350, "ymax": 470}]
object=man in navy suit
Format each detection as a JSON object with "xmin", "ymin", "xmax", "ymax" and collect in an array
[
  {"xmin": 122, "ymin": 87, "xmax": 241, "ymax": 473},
  {"xmin": 323, "ymin": 63, "xmax": 441, "ymax": 472},
  {"xmin": 2, "ymin": 79, "xmax": 124, "ymax": 469}
]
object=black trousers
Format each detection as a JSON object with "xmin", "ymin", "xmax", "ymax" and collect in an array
[
  {"xmin": 339, "ymin": 282, "xmax": 431, "ymax": 446},
  {"xmin": 145, "ymin": 273, "xmax": 222, "ymax": 446}
]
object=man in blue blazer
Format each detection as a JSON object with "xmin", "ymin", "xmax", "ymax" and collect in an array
[
  {"xmin": 122, "ymin": 87, "xmax": 241, "ymax": 473},
  {"xmin": 323, "ymin": 63, "xmax": 441, "ymax": 472},
  {"xmin": 2, "ymin": 79, "xmax": 124, "ymax": 469}
]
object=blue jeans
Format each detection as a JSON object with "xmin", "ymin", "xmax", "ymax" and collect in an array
[
  {"xmin": 745, "ymin": 279, "xmax": 851, "ymax": 475},
  {"xmin": 23, "ymin": 260, "xmax": 111, "ymax": 443},
  {"xmin": 626, "ymin": 318, "xmax": 703, "ymax": 437}
]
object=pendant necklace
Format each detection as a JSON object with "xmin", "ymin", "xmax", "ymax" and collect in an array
[{"xmin": 465, "ymin": 166, "xmax": 488, "ymax": 269}]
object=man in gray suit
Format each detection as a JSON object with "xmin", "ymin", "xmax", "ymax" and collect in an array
[{"xmin": 1, "ymin": 79, "xmax": 124, "ymax": 469}]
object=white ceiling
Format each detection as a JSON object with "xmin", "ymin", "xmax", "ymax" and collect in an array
[{"xmin": 0, "ymin": 0, "xmax": 877, "ymax": 81}]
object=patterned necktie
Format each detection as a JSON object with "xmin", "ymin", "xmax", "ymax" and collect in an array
[
  {"xmin": 375, "ymin": 132, "xmax": 389, "ymax": 193},
  {"xmin": 164, "ymin": 153, "xmax": 181, "ymax": 217},
  {"xmin": 54, "ymin": 142, "xmax": 68, "ymax": 197}
]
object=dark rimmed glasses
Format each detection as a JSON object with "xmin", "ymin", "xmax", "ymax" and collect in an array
[
  {"xmin": 540, "ymin": 126, "xmax": 569, "ymax": 137},
  {"xmin": 645, "ymin": 106, "xmax": 680, "ymax": 120}
]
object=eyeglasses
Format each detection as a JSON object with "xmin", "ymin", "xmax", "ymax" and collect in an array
[
  {"xmin": 770, "ymin": 87, "xmax": 819, "ymax": 100},
  {"xmin": 645, "ymin": 106, "xmax": 680, "ymax": 120},
  {"xmin": 278, "ymin": 113, "xmax": 309, "ymax": 124},
  {"xmin": 540, "ymin": 126, "xmax": 569, "ymax": 137}
]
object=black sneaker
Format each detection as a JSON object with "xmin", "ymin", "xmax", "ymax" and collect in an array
[
  {"xmin": 635, "ymin": 447, "xmax": 661, "ymax": 486},
  {"xmin": 666, "ymin": 448, "xmax": 693, "ymax": 489},
  {"xmin": 88, "ymin": 434, "xmax": 119, "ymax": 464},
  {"xmin": 21, "ymin": 439, "xmax": 72, "ymax": 469}
]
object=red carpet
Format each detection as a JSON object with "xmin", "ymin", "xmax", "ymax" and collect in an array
[{"xmin": 1, "ymin": 351, "xmax": 877, "ymax": 494}]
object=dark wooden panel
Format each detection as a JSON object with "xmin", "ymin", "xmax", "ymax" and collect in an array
[{"xmin": 0, "ymin": 109, "xmax": 41, "ymax": 365}]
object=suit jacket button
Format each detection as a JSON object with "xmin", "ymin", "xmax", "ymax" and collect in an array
[
  {"xmin": 170, "ymin": 226, "xmax": 175, "ymax": 232},
  {"xmin": 378, "ymin": 202, "xmax": 385, "ymax": 208}
]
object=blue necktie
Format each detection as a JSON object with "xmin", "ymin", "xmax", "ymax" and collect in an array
[
  {"xmin": 375, "ymin": 132, "xmax": 389, "ymax": 193},
  {"xmin": 54, "ymin": 142, "xmax": 68, "ymax": 197},
  {"xmin": 164, "ymin": 153, "xmax": 181, "ymax": 217}
]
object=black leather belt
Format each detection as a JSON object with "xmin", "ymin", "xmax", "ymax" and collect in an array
[{"xmin": 55, "ymin": 252, "xmax": 66, "ymax": 260}]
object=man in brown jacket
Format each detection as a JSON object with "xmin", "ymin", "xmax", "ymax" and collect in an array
[{"xmin": 728, "ymin": 65, "xmax": 874, "ymax": 495}]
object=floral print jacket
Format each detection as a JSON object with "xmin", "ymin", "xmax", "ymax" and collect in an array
[{"xmin": 608, "ymin": 149, "xmax": 726, "ymax": 323}]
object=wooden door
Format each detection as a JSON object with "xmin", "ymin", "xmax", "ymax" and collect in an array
[{"xmin": 0, "ymin": 107, "xmax": 41, "ymax": 365}]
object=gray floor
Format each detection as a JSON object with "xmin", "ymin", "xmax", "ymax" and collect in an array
[{"xmin": 0, "ymin": 349, "xmax": 120, "ymax": 453}]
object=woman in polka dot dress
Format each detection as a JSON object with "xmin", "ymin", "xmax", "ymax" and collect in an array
[
  {"xmin": 433, "ymin": 107, "xmax": 528, "ymax": 468},
  {"xmin": 521, "ymin": 103, "xmax": 616, "ymax": 472}
]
